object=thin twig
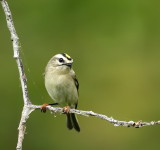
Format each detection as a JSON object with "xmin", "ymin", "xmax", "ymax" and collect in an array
[
  {"xmin": 30, "ymin": 105, "xmax": 160, "ymax": 128},
  {"xmin": 1, "ymin": 0, "xmax": 31, "ymax": 105},
  {"xmin": 1, "ymin": 0, "xmax": 31, "ymax": 150},
  {"xmin": 1, "ymin": 0, "xmax": 160, "ymax": 150}
]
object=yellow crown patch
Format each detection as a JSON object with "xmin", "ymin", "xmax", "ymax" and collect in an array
[
  {"xmin": 63, "ymin": 53, "xmax": 72, "ymax": 60},
  {"xmin": 65, "ymin": 53, "xmax": 71, "ymax": 58}
]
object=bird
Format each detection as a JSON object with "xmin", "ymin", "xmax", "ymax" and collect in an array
[{"xmin": 42, "ymin": 53, "xmax": 80, "ymax": 132}]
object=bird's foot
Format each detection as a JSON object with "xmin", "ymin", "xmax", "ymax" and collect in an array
[
  {"xmin": 40, "ymin": 103, "xmax": 59, "ymax": 113},
  {"xmin": 40, "ymin": 104, "xmax": 49, "ymax": 113},
  {"xmin": 63, "ymin": 106, "xmax": 71, "ymax": 114}
]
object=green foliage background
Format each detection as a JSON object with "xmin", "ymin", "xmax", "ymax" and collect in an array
[{"xmin": 0, "ymin": 0, "xmax": 160, "ymax": 149}]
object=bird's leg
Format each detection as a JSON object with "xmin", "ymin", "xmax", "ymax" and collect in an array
[
  {"xmin": 49, "ymin": 103, "xmax": 59, "ymax": 106},
  {"xmin": 41, "ymin": 103, "xmax": 59, "ymax": 113},
  {"xmin": 63, "ymin": 106, "xmax": 71, "ymax": 114}
]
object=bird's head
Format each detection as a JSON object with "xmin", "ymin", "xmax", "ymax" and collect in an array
[{"xmin": 45, "ymin": 53, "xmax": 74, "ymax": 73}]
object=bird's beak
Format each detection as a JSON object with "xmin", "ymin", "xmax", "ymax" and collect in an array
[{"xmin": 63, "ymin": 63, "xmax": 72, "ymax": 68}]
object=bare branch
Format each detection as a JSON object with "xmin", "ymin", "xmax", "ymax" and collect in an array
[
  {"xmin": 1, "ymin": 0, "xmax": 160, "ymax": 150},
  {"xmin": 1, "ymin": 0, "xmax": 31, "ymax": 150},
  {"xmin": 16, "ymin": 106, "xmax": 35, "ymax": 150},
  {"xmin": 30, "ymin": 105, "xmax": 160, "ymax": 128},
  {"xmin": 1, "ymin": 0, "xmax": 31, "ymax": 105}
]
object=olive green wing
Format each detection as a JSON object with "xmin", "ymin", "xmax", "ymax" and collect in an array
[
  {"xmin": 74, "ymin": 76, "xmax": 79, "ymax": 91},
  {"xmin": 71, "ymin": 70, "xmax": 79, "ymax": 109},
  {"xmin": 70, "ymin": 69, "xmax": 79, "ymax": 91}
]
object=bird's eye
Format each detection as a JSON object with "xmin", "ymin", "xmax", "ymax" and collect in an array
[{"xmin": 59, "ymin": 58, "xmax": 64, "ymax": 63}]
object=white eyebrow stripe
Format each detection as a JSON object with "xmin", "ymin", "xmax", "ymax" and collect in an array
[{"xmin": 55, "ymin": 54, "xmax": 65, "ymax": 58}]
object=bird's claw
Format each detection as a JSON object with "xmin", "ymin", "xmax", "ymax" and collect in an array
[
  {"xmin": 63, "ymin": 106, "xmax": 71, "ymax": 114},
  {"xmin": 40, "ymin": 104, "xmax": 49, "ymax": 113}
]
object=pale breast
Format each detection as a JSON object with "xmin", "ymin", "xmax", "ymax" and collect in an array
[{"xmin": 45, "ymin": 73, "xmax": 78, "ymax": 108}]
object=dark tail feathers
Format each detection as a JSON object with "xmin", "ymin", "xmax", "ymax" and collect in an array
[{"xmin": 66, "ymin": 113, "xmax": 80, "ymax": 132}]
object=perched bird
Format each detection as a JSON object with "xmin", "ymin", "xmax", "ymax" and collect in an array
[{"xmin": 43, "ymin": 53, "xmax": 80, "ymax": 132}]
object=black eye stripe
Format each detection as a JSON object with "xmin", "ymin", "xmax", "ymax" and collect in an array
[{"xmin": 62, "ymin": 53, "xmax": 72, "ymax": 60}]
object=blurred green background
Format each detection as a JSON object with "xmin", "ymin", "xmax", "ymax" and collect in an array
[{"xmin": 0, "ymin": 0, "xmax": 160, "ymax": 149}]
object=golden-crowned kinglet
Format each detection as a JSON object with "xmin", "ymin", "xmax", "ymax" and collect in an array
[{"xmin": 44, "ymin": 53, "xmax": 80, "ymax": 132}]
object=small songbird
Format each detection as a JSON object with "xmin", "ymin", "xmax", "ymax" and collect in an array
[{"xmin": 44, "ymin": 53, "xmax": 80, "ymax": 132}]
